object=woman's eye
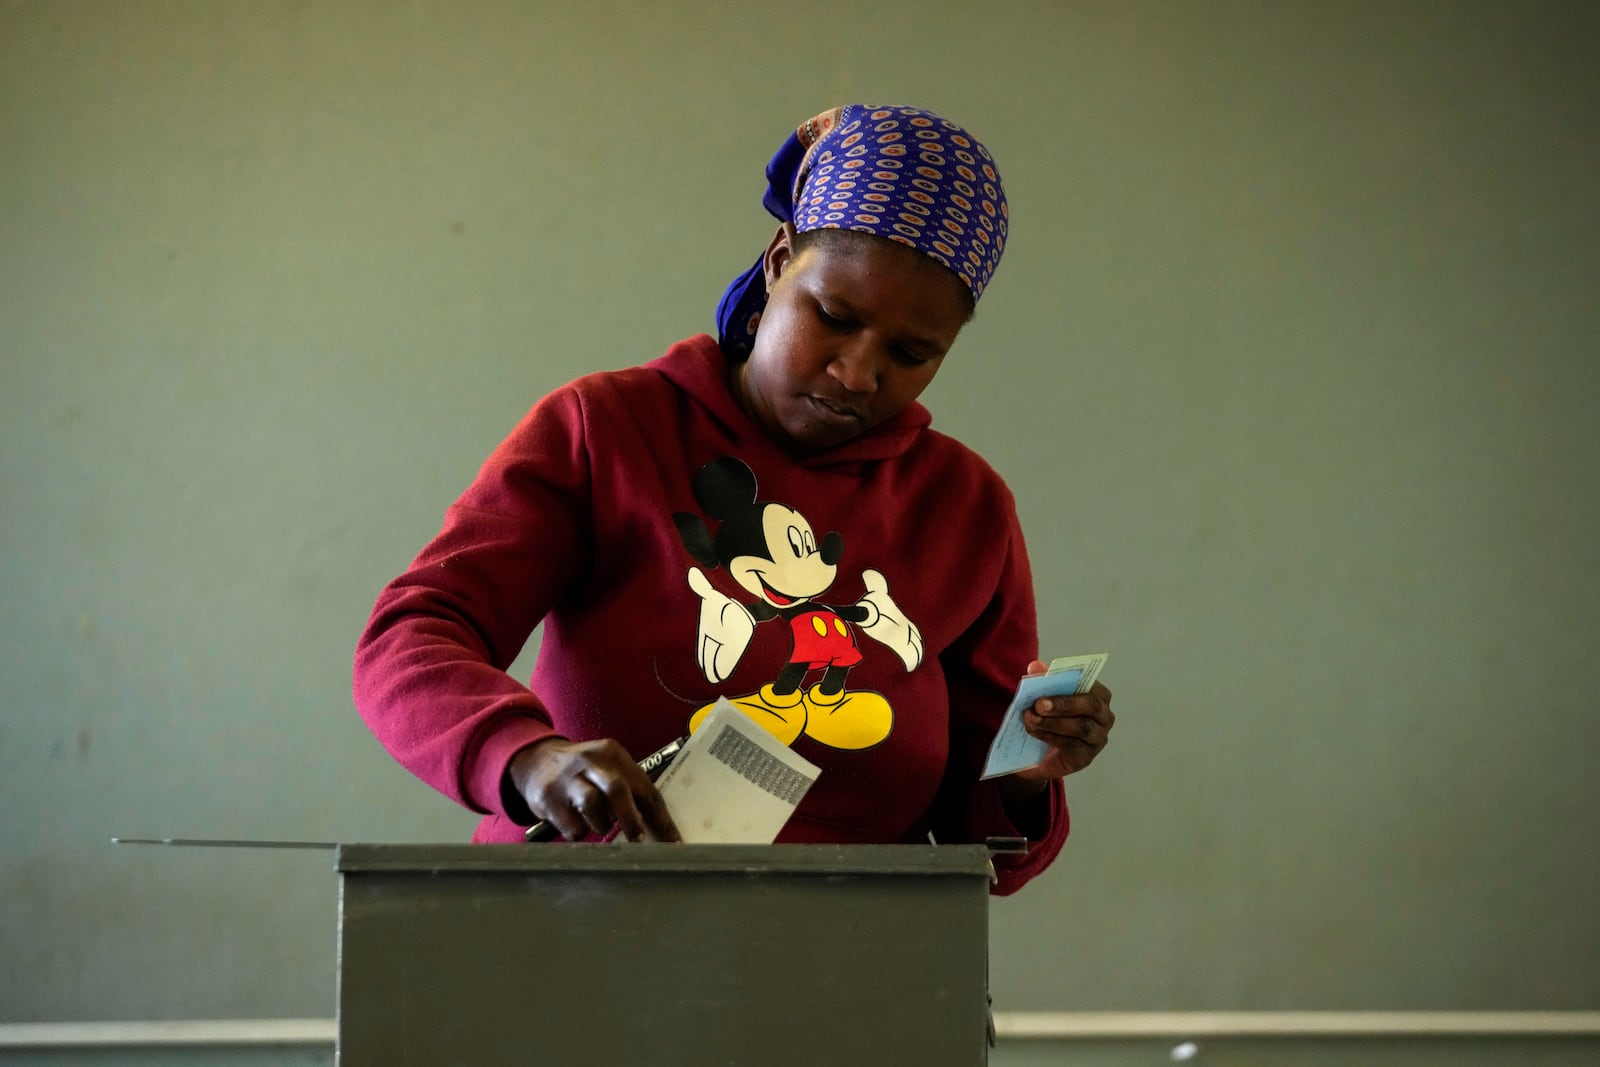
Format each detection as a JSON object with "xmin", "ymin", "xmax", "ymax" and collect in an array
[
  {"xmin": 817, "ymin": 306, "xmax": 850, "ymax": 329},
  {"xmin": 894, "ymin": 348, "xmax": 932, "ymax": 367}
]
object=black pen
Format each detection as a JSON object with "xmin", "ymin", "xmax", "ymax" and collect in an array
[{"xmin": 523, "ymin": 735, "xmax": 688, "ymax": 842}]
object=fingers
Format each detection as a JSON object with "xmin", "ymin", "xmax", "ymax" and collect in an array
[
  {"xmin": 591, "ymin": 761, "xmax": 682, "ymax": 843},
  {"xmin": 1024, "ymin": 710, "xmax": 1110, "ymax": 750},
  {"xmin": 634, "ymin": 773, "xmax": 683, "ymax": 843},
  {"xmin": 570, "ymin": 776, "xmax": 614, "ymax": 839},
  {"xmin": 1025, "ymin": 684, "xmax": 1115, "ymax": 749},
  {"xmin": 1031, "ymin": 682, "xmax": 1113, "ymax": 722},
  {"xmin": 516, "ymin": 738, "xmax": 683, "ymax": 843},
  {"xmin": 700, "ymin": 634, "xmax": 726, "ymax": 682},
  {"xmin": 586, "ymin": 769, "xmax": 645, "ymax": 840}
]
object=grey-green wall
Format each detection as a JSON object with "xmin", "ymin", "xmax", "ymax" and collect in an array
[{"xmin": 4, "ymin": 0, "xmax": 1597, "ymax": 1035}]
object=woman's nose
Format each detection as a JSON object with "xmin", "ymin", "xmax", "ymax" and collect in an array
[{"xmin": 828, "ymin": 341, "xmax": 880, "ymax": 394}]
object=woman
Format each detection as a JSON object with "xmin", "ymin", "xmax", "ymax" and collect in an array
[{"xmin": 353, "ymin": 104, "xmax": 1114, "ymax": 895}]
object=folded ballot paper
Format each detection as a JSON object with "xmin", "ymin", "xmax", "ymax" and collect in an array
[
  {"xmin": 649, "ymin": 698, "xmax": 821, "ymax": 843},
  {"xmin": 981, "ymin": 653, "xmax": 1110, "ymax": 779}
]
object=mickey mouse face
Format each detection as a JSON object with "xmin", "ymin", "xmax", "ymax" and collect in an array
[{"xmin": 729, "ymin": 504, "xmax": 837, "ymax": 606}]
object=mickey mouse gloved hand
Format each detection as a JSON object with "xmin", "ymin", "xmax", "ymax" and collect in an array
[
  {"xmin": 686, "ymin": 566, "xmax": 755, "ymax": 683},
  {"xmin": 855, "ymin": 568, "xmax": 924, "ymax": 671}
]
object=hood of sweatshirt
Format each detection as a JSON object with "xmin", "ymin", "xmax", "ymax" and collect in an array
[{"xmin": 647, "ymin": 334, "xmax": 932, "ymax": 472}]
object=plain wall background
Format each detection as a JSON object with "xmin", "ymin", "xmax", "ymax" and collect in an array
[{"xmin": 3, "ymin": 0, "xmax": 1597, "ymax": 1023}]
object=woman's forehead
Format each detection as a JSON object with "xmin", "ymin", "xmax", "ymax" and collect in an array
[{"xmin": 795, "ymin": 231, "xmax": 972, "ymax": 330}]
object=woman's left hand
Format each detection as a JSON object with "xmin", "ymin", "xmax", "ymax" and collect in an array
[{"xmin": 1012, "ymin": 658, "xmax": 1115, "ymax": 780}]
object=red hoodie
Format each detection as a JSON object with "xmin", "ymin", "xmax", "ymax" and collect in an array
[{"xmin": 353, "ymin": 334, "xmax": 1066, "ymax": 894}]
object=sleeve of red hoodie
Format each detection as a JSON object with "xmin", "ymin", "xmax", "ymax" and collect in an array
[
  {"xmin": 352, "ymin": 387, "xmax": 592, "ymax": 824},
  {"xmin": 930, "ymin": 489, "xmax": 1069, "ymax": 896}
]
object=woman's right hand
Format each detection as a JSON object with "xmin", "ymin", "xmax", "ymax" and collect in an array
[{"xmin": 508, "ymin": 737, "xmax": 682, "ymax": 843}]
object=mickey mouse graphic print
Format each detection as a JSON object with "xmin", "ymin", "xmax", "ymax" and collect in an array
[{"xmin": 674, "ymin": 456, "xmax": 924, "ymax": 751}]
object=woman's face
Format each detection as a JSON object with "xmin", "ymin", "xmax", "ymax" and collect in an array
[{"xmin": 733, "ymin": 225, "xmax": 971, "ymax": 454}]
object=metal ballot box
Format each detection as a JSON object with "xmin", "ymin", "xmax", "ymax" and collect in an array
[{"xmin": 336, "ymin": 843, "xmax": 993, "ymax": 1066}]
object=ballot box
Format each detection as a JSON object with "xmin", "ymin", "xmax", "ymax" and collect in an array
[{"xmin": 336, "ymin": 842, "xmax": 993, "ymax": 1066}]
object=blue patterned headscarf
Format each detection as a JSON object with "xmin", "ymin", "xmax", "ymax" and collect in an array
[{"xmin": 716, "ymin": 104, "xmax": 1009, "ymax": 359}]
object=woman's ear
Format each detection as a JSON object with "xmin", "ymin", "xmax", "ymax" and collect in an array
[{"xmin": 762, "ymin": 222, "xmax": 798, "ymax": 292}]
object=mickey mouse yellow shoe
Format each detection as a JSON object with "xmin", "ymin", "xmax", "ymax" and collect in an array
[
  {"xmin": 801, "ymin": 685, "xmax": 892, "ymax": 750},
  {"xmin": 690, "ymin": 684, "xmax": 807, "ymax": 746}
]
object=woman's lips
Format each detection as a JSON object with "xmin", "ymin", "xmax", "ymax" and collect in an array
[{"xmin": 807, "ymin": 395, "xmax": 862, "ymax": 423}]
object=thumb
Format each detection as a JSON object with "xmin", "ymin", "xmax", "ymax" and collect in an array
[
  {"xmin": 1025, "ymin": 659, "xmax": 1048, "ymax": 677},
  {"xmin": 687, "ymin": 567, "xmax": 714, "ymax": 597},
  {"xmin": 860, "ymin": 568, "xmax": 887, "ymax": 595}
]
